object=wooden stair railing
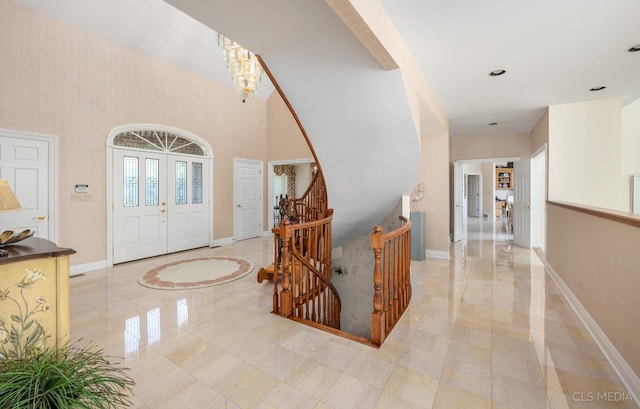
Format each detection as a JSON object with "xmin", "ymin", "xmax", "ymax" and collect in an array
[
  {"xmin": 371, "ymin": 216, "xmax": 412, "ymax": 346},
  {"xmin": 289, "ymin": 170, "xmax": 328, "ymax": 222},
  {"xmin": 257, "ymin": 169, "xmax": 329, "ymax": 283},
  {"xmin": 271, "ymin": 211, "xmax": 341, "ymax": 330},
  {"xmin": 279, "ymin": 170, "xmax": 327, "ymax": 224}
]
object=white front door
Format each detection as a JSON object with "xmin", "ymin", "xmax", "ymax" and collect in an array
[
  {"xmin": 513, "ymin": 159, "xmax": 531, "ymax": 248},
  {"xmin": 453, "ymin": 161, "xmax": 465, "ymax": 242},
  {"xmin": 235, "ymin": 159, "xmax": 263, "ymax": 241},
  {"xmin": 113, "ymin": 150, "xmax": 168, "ymax": 263},
  {"xmin": 0, "ymin": 136, "xmax": 51, "ymax": 239},
  {"xmin": 167, "ymin": 156, "xmax": 209, "ymax": 253},
  {"xmin": 113, "ymin": 150, "xmax": 210, "ymax": 263}
]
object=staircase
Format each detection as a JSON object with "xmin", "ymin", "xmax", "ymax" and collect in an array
[
  {"xmin": 166, "ymin": 0, "xmax": 422, "ymax": 247},
  {"xmin": 168, "ymin": 0, "xmax": 424, "ymax": 343}
]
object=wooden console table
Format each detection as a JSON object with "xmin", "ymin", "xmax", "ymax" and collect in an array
[{"xmin": 0, "ymin": 238, "xmax": 75, "ymax": 348}]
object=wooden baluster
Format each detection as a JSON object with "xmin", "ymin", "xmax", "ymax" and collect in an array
[
  {"xmin": 402, "ymin": 235, "xmax": 406, "ymax": 309},
  {"xmin": 385, "ymin": 244, "xmax": 391, "ymax": 330},
  {"xmin": 272, "ymin": 232, "xmax": 280, "ymax": 314},
  {"xmin": 393, "ymin": 237, "xmax": 400, "ymax": 325},
  {"xmin": 305, "ymin": 264, "xmax": 311, "ymax": 321},
  {"xmin": 404, "ymin": 230, "xmax": 410, "ymax": 309},
  {"xmin": 371, "ymin": 225, "xmax": 385, "ymax": 346},
  {"xmin": 279, "ymin": 219, "xmax": 293, "ymax": 318}
]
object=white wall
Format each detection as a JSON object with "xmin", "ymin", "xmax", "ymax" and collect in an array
[{"xmin": 548, "ymin": 98, "xmax": 627, "ymax": 211}]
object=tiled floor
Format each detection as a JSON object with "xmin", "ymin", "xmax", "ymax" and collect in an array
[{"xmin": 69, "ymin": 217, "xmax": 638, "ymax": 408}]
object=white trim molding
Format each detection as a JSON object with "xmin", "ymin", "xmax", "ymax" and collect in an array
[
  {"xmin": 426, "ymin": 249, "xmax": 450, "ymax": 260},
  {"xmin": 544, "ymin": 262, "xmax": 640, "ymax": 406},
  {"xmin": 211, "ymin": 236, "xmax": 234, "ymax": 247},
  {"xmin": 70, "ymin": 260, "xmax": 107, "ymax": 276}
]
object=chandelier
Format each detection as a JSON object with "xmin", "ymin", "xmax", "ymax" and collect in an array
[{"xmin": 217, "ymin": 34, "xmax": 263, "ymax": 103}]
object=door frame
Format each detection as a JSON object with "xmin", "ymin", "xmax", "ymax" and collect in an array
[
  {"xmin": 452, "ymin": 157, "xmax": 520, "ymax": 241},
  {"xmin": 106, "ymin": 124, "xmax": 214, "ymax": 267},
  {"xmin": 0, "ymin": 128, "xmax": 58, "ymax": 243},
  {"xmin": 531, "ymin": 143, "xmax": 548, "ymax": 251},
  {"xmin": 267, "ymin": 158, "xmax": 315, "ymax": 231}
]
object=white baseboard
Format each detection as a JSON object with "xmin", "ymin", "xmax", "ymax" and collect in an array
[
  {"xmin": 544, "ymin": 262, "xmax": 640, "ymax": 406},
  {"xmin": 70, "ymin": 260, "xmax": 107, "ymax": 276},
  {"xmin": 425, "ymin": 249, "xmax": 450, "ymax": 260},
  {"xmin": 211, "ymin": 236, "xmax": 234, "ymax": 247}
]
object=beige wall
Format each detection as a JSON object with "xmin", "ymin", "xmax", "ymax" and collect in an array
[
  {"xmin": 266, "ymin": 93, "xmax": 312, "ymax": 162},
  {"xmin": 548, "ymin": 98, "xmax": 626, "ymax": 211},
  {"xmin": 530, "ymin": 108, "xmax": 549, "ymax": 154},
  {"xmin": 418, "ymin": 131, "xmax": 450, "ymax": 254},
  {"xmin": 547, "ymin": 203, "xmax": 640, "ymax": 379},
  {"xmin": 451, "ymin": 133, "xmax": 531, "ymax": 162},
  {"xmin": 0, "ymin": 0, "xmax": 268, "ymax": 264}
]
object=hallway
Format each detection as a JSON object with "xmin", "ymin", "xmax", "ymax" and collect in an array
[{"xmin": 69, "ymin": 218, "xmax": 637, "ymax": 408}]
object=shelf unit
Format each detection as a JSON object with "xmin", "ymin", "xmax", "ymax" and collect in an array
[{"xmin": 496, "ymin": 167, "xmax": 513, "ymax": 189}]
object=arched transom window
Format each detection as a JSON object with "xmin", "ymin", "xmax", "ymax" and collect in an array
[{"xmin": 113, "ymin": 129, "xmax": 207, "ymax": 156}]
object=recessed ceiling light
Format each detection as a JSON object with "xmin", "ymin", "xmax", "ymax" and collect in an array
[
  {"xmin": 589, "ymin": 86, "xmax": 606, "ymax": 91},
  {"xmin": 489, "ymin": 70, "xmax": 506, "ymax": 77},
  {"xmin": 628, "ymin": 44, "xmax": 640, "ymax": 52},
  {"xmin": 489, "ymin": 122, "xmax": 498, "ymax": 126}
]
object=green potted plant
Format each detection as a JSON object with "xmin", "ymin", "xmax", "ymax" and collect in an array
[{"xmin": 0, "ymin": 269, "xmax": 135, "ymax": 408}]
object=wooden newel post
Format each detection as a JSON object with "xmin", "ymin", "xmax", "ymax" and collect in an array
[
  {"xmin": 371, "ymin": 225, "xmax": 386, "ymax": 346},
  {"xmin": 279, "ymin": 219, "xmax": 293, "ymax": 318}
]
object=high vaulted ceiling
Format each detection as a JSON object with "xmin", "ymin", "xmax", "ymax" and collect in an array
[{"xmin": 12, "ymin": 0, "xmax": 640, "ymax": 138}]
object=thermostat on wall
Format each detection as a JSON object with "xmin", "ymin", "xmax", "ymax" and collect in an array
[{"xmin": 75, "ymin": 184, "xmax": 89, "ymax": 193}]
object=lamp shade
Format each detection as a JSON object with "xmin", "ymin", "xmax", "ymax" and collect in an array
[{"xmin": 0, "ymin": 179, "xmax": 21, "ymax": 212}]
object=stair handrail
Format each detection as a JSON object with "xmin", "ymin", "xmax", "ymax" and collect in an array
[{"xmin": 371, "ymin": 216, "xmax": 412, "ymax": 346}]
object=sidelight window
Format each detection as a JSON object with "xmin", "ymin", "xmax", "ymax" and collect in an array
[
  {"xmin": 123, "ymin": 156, "xmax": 139, "ymax": 207},
  {"xmin": 175, "ymin": 161, "xmax": 187, "ymax": 205}
]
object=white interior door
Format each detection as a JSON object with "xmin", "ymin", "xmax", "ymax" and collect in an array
[
  {"xmin": 513, "ymin": 159, "xmax": 531, "ymax": 248},
  {"xmin": 167, "ymin": 156, "xmax": 209, "ymax": 252},
  {"xmin": 0, "ymin": 136, "xmax": 50, "ymax": 239},
  {"xmin": 453, "ymin": 161, "xmax": 465, "ymax": 242},
  {"xmin": 235, "ymin": 159, "xmax": 263, "ymax": 241},
  {"xmin": 113, "ymin": 150, "xmax": 168, "ymax": 263},
  {"xmin": 468, "ymin": 175, "xmax": 481, "ymax": 217}
]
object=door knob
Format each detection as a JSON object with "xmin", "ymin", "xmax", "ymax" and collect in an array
[
  {"xmin": 161, "ymin": 202, "xmax": 166, "ymax": 206},
  {"xmin": 160, "ymin": 208, "xmax": 166, "ymax": 213},
  {"xmin": 237, "ymin": 204, "xmax": 242, "ymax": 208},
  {"xmin": 32, "ymin": 215, "xmax": 47, "ymax": 220}
]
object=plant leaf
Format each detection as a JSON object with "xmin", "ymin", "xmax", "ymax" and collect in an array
[
  {"xmin": 23, "ymin": 320, "xmax": 34, "ymax": 331},
  {"xmin": 10, "ymin": 315, "xmax": 21, "ymax": 323}
]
